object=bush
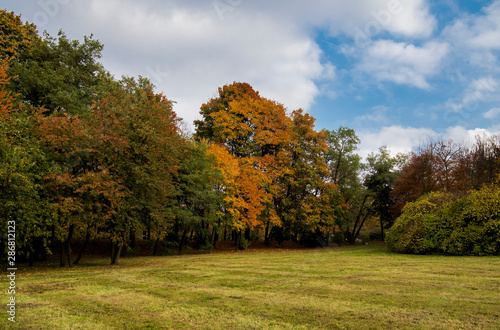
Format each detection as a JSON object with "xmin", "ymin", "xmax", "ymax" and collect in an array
[
  {"xmin": 386, "ymin": 192, "xmax": 452, "ymax": 254},
  {"xmin": 387, "ymin": 186, "xmax": 500, "ymax": 256}
]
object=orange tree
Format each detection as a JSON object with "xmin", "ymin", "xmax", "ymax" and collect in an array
[{"xmin": 196, "ymin": 83, "xmax": 345, "ymax": 246}]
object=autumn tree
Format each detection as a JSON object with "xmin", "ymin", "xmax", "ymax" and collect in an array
[
  {"xmin": 392, "ymin": 140, "xmax": 470, "ymax": 219},
  {"xmin": 276, "ymin": 110, "xmax": 344, "ymax": 245},
  {"xmin": 0, "ymin": 10, "xmax": 39, "ymax": 62},
  {"xmin": 458, "ymin": 136, "xmax": 500, "ymax": 190},
  {"xmin": 92, "ymin": 77, "xmax": 182, "ymax": 264},
  {"xmin": 195, "ymin": 82, "xmax": 292, "ymax": 247}
]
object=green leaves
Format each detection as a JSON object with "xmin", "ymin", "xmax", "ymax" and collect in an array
[{"xmin": 387, "ymin": 186, "xmax": 500, "ymax": 256}]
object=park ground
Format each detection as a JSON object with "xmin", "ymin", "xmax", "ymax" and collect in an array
[{"xmin": 2, "ymin": 243, "xmax": 499, "ymax": 329}]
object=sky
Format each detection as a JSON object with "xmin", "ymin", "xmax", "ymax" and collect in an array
[{"xmin": 4, "ymin": 0, "xmax": 500, "ymax": 159}]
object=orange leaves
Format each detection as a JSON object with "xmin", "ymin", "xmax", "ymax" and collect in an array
[
  {"xmin": 208, "ymin": 143, "xmax": 268, "ymax": 229},
  {"xmin": 0, "ymin": 10, "xmax": 39, "ymax": 61},
  {"xmin": 198, "ymin": 82, "xmax": 347, "ymax": 237},
  {"xmin": 0, "ymin": 60, "xmax": 16, "ymax": 119}
]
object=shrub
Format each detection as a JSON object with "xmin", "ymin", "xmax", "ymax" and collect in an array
[
  {"xmin": 387, "ymin": 186, "xmax": 500, "ymax": 256},
  {"xmin": 386, "ymin": 192, "xmax": 452, "ymax": 254}
]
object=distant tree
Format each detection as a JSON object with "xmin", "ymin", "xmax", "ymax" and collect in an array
[
  {"xmin": 170, "ymin": 140, "xmax": 222, "ymax": 253},
  {"xmin": 365, "ymin": 146, "xmax": 404, "ymax": 239},
  {"xmin": 323, "ymin": 127, "xmax": 368, "ymax": 243}
]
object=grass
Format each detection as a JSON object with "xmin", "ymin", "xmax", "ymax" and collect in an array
[{"xmin": 2, "ymin": 244, "xmax": 500, "ymax": 329}]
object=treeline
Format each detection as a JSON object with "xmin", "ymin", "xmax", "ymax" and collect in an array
[
  {"xmin": 1, "ymin": 10, "xmax": 499, "ymax": 266},
  {"xmin": 387, "ymin": 140, "xmax": 500, "ymax": 255}
]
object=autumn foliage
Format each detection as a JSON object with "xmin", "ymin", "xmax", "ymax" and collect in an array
[{"xmin": 2, "ymin": 8, "xmax": 500, "ymax": 267}]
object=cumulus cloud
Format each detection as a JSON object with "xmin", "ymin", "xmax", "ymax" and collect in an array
[
  {"xmin": 484, "ymin": 108, "xmax": 500, "ymax": 119},
  {"xmin": 69, "ymin": 0, "xmax": 331, "ymax": 125},
  {"xmin": 356, "ymin": 40, "xmax": 449, "ymax": 89},
  {"xmin": 442, "ymin": 0, "xmax": 500, "ymax": 70},
  {"xmin": 443, "ymin": 126, "xmax": 500, "ymax": 146},
  {"xmin": 358, "ymin": 125, "xmax": 436, "ymax": 160},
  {"xmin": 444, "ymin": 77, "xmax": 499, "ymax": 125},
  {"xmin": 5, "ymin": 0, "xmax": 439, "ymax": 127},
  {"xmin": 358, "ymin": 125, "xmax": 500, "ymax": 161}
]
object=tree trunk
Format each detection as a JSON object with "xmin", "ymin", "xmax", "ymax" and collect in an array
[
  {"xmin": 74, "ymin": 229, "xmax": 91, "ymax": 265},
  {"xmin": 111, "ymin": 243, "xmax": 123, "ymax": 265},
  {"xmin": 179, "ymin": 229, "xmax": 188, "ymax": 254},
  {"xmin": 354, "ymin": 211, "xmax": 371, "ymax": 242},
  {"xmin": 350, "ymin": 194, "xmax": 368, "ymax": 243},
  {"xmin": 60, "ymin": 241, "xmax": 65, "ymax": 267},
  {"xmin": 234, "ymin": 230, "xmax": 239, "ymax": 251},
  {"xmin": 212, "ymin": 226, "xmax": 218, "ymax": 249},
  {"xmin": 64, "ymin": 224, "xmax": 75, "ymax": 267},
  {"xmin": 277, "ymin": 227, "xmax": 284, "ymax": 246},
  {"xmin": 130, "ymin": 228, "xmax": 136, "ymax": 249},
  {"xmin": 264, "ymin": 221, "xmax": 270, "ymax": 247},
  {"xmin": 379, "ymin": 215, "xmax": 384, "ymax": 240},
  {"xmin": 28, "ymin": 241, "xmax": 34, "ymax": 267},
  {"xmin": 152, "ymin": 237, "xmax": 160, "ymax": 256}
]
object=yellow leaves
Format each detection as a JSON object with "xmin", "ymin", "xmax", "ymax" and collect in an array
[{"xmin": 208, "ymin": 143, "xmax": 270, "ymax": 229}]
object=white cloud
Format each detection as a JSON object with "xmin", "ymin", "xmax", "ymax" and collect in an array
[
  {"xmin": 444, "ymin": 77, "xmax": 499, "ymax": 121},
  {"xmin": 469, "ymin": 1, "xmax": 500, "ymax": 49},
  {"xmin": 75, "ymin": 0, "xmax": 332, "ymax": 126},
  {"xmin": 358, "ymin": 125, "xmax": 500, "ymax": 161},
  {"xmin": 484, "ymin": 108, "xmax": 500, "ymax": 119},
  {"xmin": 3, "ymin": 0, "xmax": 440, "ymax": 129},
  {"xmin": 384, "ymin": 0, "xmax": 436, "ymax": 37},
  {"xmin": 355, "ymin": 105, "xmax": 389, "ymax": 123},
  {"xmin": 442, "ymin": 1, "xmax": 500, "ymax": 50},
  {"xmin": 443, "ymin": 126, "xmax": 500, "ymax": 146},
  {"xmin": 358, "ymin": 125, "xmax": 436, "ymax": 160},
  {"xmin": 441, "ymin": 1, "xmax": 500, "ymax": 71},
  {"xmin": 356, "ymin": 40, "xmax": 449, "ymax": 89}
]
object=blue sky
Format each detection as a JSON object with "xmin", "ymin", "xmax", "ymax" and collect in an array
[{"xmin": 3, "ymin": 0, "xmax": 500, "ymax": 158}]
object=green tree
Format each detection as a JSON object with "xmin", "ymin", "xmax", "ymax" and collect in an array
[
  {"xmin": 8, "ymin": 29, "xmax": 106, "ymax": 116},
  {"xmin": 365, "ymin": 146, "xmax": 404, "ymax": 239},
  {"xmin": 323, "ymin": 127, "xmax": 368, "ymax": 243},
  {"xmin": 0, "ymin": 61, "xmax": 53, "ymax": 265}
]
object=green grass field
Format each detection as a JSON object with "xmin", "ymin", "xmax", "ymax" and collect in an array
[{"xmin": 2, "ymin": 244, "xmax": 500, "ymax": 329}]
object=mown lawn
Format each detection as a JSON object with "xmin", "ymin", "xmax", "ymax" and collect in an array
[{"xmin": 2, "ymin": 244, "xmax": 500, "ymax": 329}]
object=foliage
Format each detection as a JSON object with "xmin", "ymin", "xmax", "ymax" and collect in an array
[
  {"xmin": 365, "ymin": 146, "xmax": 405, "ymax": 238},
  {"xmin": 4, "ymin": 245, "xmax": 500, "ymax": 329},
  {"xmin": 387, "ymin": 185, "xmax": 500, "ymax": 255},
  {"xmin": 0, "ymin": 61, "xmax": 53, "ymax": 263},
  {"xmin": 0, "ymin": 10, "xmax": 39, "ymax": 61},
  {"xmin": 5, "ymin": 16, "xmax": 106, "ymax": 116}
]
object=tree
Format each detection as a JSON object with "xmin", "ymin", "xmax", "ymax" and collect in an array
[
  {"xmin": 365, "ymin": 146, "xmax": 404, "ymax": 239},
  {"xmin": 8, "ymin": 27, "xmax": 106, "ymax": 116},
  {"xmin": 195, "ymin": 82, "xmax": 293, "ymax": 247},
  {"xmin": 278, "ymin": 110, "xmax": 342, "ymax": 244},
  {"xmin": 0, "ymin": 10, "xmax": 39, "ymax": 62},
  {"xmin": 170, "ymin": 140, "xmax": 222, "ymax": 253},
  {"xmin": 323, "ymin": 127, "xmax": 367, "ymax": 243},
  {"xmin": 92, "ymin": 77, "xmax": 182, "ymax": 264},
  {"xmin": 0, "ymin": 60, "xmax": 53, "ymax": 265}
]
